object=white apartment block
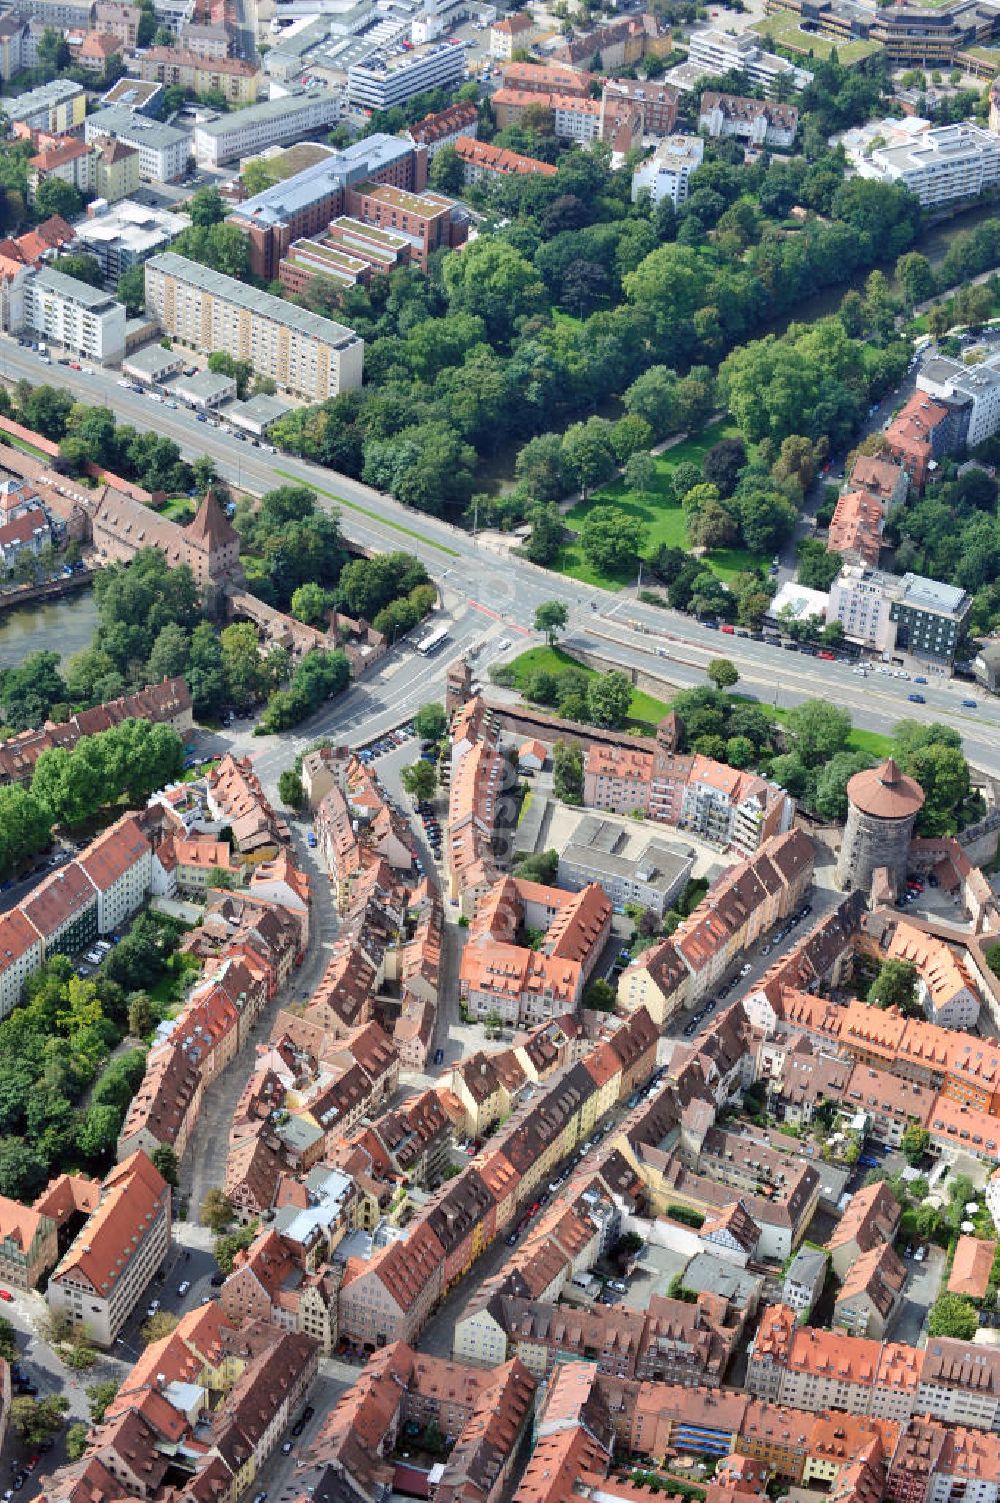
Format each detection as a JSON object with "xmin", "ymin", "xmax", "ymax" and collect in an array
[
  {"xmin": 348, "ymin": 40, "xmax": 466, "ymax": 111},
  {"xmin": 192, "ymin": 86, "xmax": 342, "ymax": 167},
  {"xmin": 918, "ymin": 349, "xmax": 1000, "ymax": 447},
  {"xmin": 4, "ymin": 265, "xmax": 126, "ymax": 365},
  {"xmin": 145, "ymin": 251, "xmax": 364, "ymax": 401},
  {"xmin": 859, "ymin": 123, "xmax": 1000, "ymax": 207},
  {"xmin": 78, "ymin": 818, "xmax": 153, "ymax": 935},
  {"xmin": 85, "ymin": 108, "xmax": 190, "ymax": 183},
  {"xmin": 631, "ymin": 134, "xmax": 704, "ymax": 206},
  {"xmin": 5, "ymin": 77, "xmax": 85, "ymax": 132},
  {"xmin": 0, "ymin": 913, "xmax": 42, "ymax": 1021},
  {"xmin": 684, "ymin": 29, "xmax": 813, "ymax": 94},
  {"xmin": 826, "ymin": 564, "xmax": 896, "ymax": 653}
]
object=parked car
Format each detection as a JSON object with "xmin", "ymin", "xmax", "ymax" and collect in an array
[
  {"xmin": 177, "ymin": 1280, "xmax": 191, "ymax": 1296},
  {"xmin": 908, "ymin": 693, "xmax": 926, "ymax": 704}
]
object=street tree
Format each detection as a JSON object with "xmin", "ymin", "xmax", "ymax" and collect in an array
[
  {"xmin": 150, "ymin": 1144, "xmax": 179, "ymax": 1188},
  {"xmin": 401, "ymin": 760, "xmax": 437, "ymax": 802},
  {"xmin": 901, "ymin": 1122, "xmax": 930, "ymax": 1166},
  {"xmin": 707, "ymin": 659, "xmax": 739, "ymax": 690},
  {"xmin": 11, "ymin": 1394, "xmax": 68, "ymax": 1446},
  {"xmin": 413, "ymin": 703, "xmax": 447, "ymax": 742},
  {"xmin": 277, "ymin": 768, "xmax": 305, "ymax": 810},
  {"xmin": 141, "ymin": 1311, "xmax": 180, "ymax": 1345},
  {"xmin": 534, "ymin": 600, "xmax": 569, "ymax": 646},
  {"xmin": 200, "ymin": 1189, "xmax": 236, "ymax": 1233}
]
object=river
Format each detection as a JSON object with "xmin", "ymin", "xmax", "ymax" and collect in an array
[{"xmin": 0, "ymin": 588, "xmax": 97, "ymax": 670}]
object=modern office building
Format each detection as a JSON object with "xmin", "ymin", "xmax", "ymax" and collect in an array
[
  {"xmin": 73, "ymin": 200, "xmax": 187, "ymax": 284},
  {"xmin": 347, "ymin": 39, "xmax": 465, "ymax": 111},
  {"xmin": 683, "ymin": 29, "xmax": 813, "ymax": 92},
  {"xmin": 827, "ymin": 564, "xmax": 971, "ymax": 664},
  {"xmin": 144, "ymin": 251, "xmax": 364, "ymax": 400},
  {"xmin": 631, "ymin": 134, "xmax": 704, "ymax": 206},
  {"xmin": 858, "ymin": 122, "xmax": 1000, "ymax": 206},
  {"xmin": 918, "ymin": 348, "xmax": 1000, "ymax": 447},
  {"xmin": 6, "ymin": 78, "xmax": 86, "ymax": 134},
  {"xmin": 85, "ymin": 107, "xmax": 190, "ymax": 182},
  {"xmin": 3, "ymin": 265, "xmax": 126, "ymax": 365},
  {"xmin": 192, "ymin": 85, "xmax": 342, "ymax": 167}
]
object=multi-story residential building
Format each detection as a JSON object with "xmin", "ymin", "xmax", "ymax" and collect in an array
[
  {"xmin": 833, "ymin": 1243, "xmax": 907, "ymax": 1339},
  {"xmin": 92, "ymin": 138, "xmax": 141, "ymax": 205},
  {"xmin": 885, "ymin": 919, "xmax": 981, "ymax": 1029},
  {"xmin": 21, "ymin": 859, "xmax": 99, "ymax": 958},
  {"xmin": 827, "ymin": 488, "xmax": 886, "ymax": 567},
  {"xmin": 137, "ymin": 46, "xmax": 260, "ymax": 104},
  {"xmin": 405, "ymin": 99, "xmax": 479, "ymax": 158},
  {"xmin": 73, "ymin": 199, "xmax": 186, "ymax": 283},
  {"xmin": 46, "ymin": 1150, "xmax": 171, "ymax": 1346},
  {"xmin": 490, "ymin": 11, "xmax": 535, "ymax": 58},
  {"xmin": 26, "ymin": 135, "xmax": 93, "ymax": 204},
  {"xmin": 17, "ymin": 0, "xmax": 94, "ymax": 28},
  {"xmin": 192, "ymin": 86, "xmax": 341, "ymax": 167},
  {"xmin": 631, "ymin": 134, "xmax": 704, "ymax": 206},
  {"xmin": 76, "ymin": 814, "xmax": 152, "ymax": 934},
  {"xmin": 3, "ymin": 265, "xmax": 126, "ymax": 366},
  {"xmin": 452, "ymin": 134, "xmax": 557, "ymax": 186},
  {"xmin": 557, "ymin": 815, "xmax": 693, "ymax": 919},
  {"xmin": 782, "ymin": 1248, "xmax": 827, "ymax": 1319},
  {"xmin": 179, "ymin": 18, "xmax": 232, "ymax": 56},
  {"xmin": 0, "ymin": 1194, "xmax": 57, "ymax": 1289},
  {"xmin": 885, "ymin": 390, "xmax": 958, "ymax": 489},
  {"xmin": 6, "ymin": 79, "xmax": 85, "ymax": 134},
  {"xmin": 0, "ymin": 507, "xmax": 50, "ymax": 570},
  {"xmin": 860, "ymin": 122, "xmax": 1000, "ymax": 206},
  {"xmin": 601, "ymin": 77, "xmax": 678, "ymax": 138},
  {"xmin": 826, "ymin": 564, "xmax": 971, "ymax": 664},
  {"xmin": 918, "ymin": 347, "xmax": 1000, "ymax": 447},
  {"xmin": 699, "ymin": 92, "xmax": 798, "ymax": 146},
  {"xmin": 348, "ymin": 40, "xmax": 466, "ymax": 111},
  {"xmin": 683, "ymin": 28, "xmax": 813, "ymax": 91},
  {"xmin": 827, "ymin": 1180, "xmax": 901, "ymax": 1280},
  {"xmin": 94, "ymin": 2, "xmax": 141, "ymax": 46},
  {"xmin": 85, "ymin": 107, "xmax": 190, "ymax": 182},
  {"xmin": 0, "ymin": 910, "xmax": 43, "ymax": 1020},
  {"xmin": 887, "ymin": 1418, "xmax": 1000, "ymax": 1503},
  {"xmin": 144, "ymin": 252, "xmax": 363, "ymax": 401},
  {"xmin": 337, "ymin": 181, "xmax": 467, "ymax": 270},
  {"xmin": 493, "ymin": 88, "xmax": 603, "ymax": 142}
]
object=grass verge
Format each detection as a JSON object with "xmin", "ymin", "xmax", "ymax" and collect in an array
[{"xmin": 275, "ymin": 468, "xmax": 460, "ymax": 557}]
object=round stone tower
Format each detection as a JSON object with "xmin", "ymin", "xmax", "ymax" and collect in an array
[{"xmin": 836, "ymin": 757, "xmax": 925, "ymax": 896}]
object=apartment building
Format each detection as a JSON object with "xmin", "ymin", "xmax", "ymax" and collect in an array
[
  {"xmin": 0, "ymin": 1194, "xmax": 57, "ymax": 1289},
  {"xmin": 0, "ymin": 910, "xmax": 42, "ymax": 1020},
  {"xmin": 74, "ymin": 200, "xmax": 186, "ymax": 283},
  {"xmin": 85, "ymin": 107, "xmax": 190, "ymax": 182},
  {"xmin": 26, "ymin": 135, "xmax": 93, "ymax": 204},
  {"xmin": 885, "ymin": 390, "xmax": 957, "ymax": 489},
  {"xmin": 826, "ymin": 563, "xmax": 971, "ymax": 663},
  {"xmin": 683, "ymin": 29, "xmax": 813, "ymax": 92},
  {"xmin": 21, "ymin": 859, "xmax": 98, "ymax": 958},
  {"xmin": 6, "ymin": 78, "xmax": 85, "ymax": 134},
  {"xmin": 827, "ymin": 488, "xmax": 885, "ymax": 567},
  {"xmin": 452, "ymin": 134, "xmax": 557, "ymax": 186},
  {"xmin": 699, "ymin": 92, "xmax": 799, "ymax": 147},
  {"xmin": 348, "ymin": 41, "xmax": 465, "ymax": 111},
  {"xmin": 861, "ymin": 122, "xmax": 1000, "ymax": 206},
  {"xmin": 405, "ymin": 99, "xmax": 479, "ymax": 158},
  {"xmin": 192, "ymin": 86, "xmax": 341, "ymax": 167},
  {"xmin": 886, "ymin": 919, "xmax": 981, "ymax": 1029},
  {"xmin": 493, "ymin": 88, "xmax": 603, "ymax": 143},
  {"xmin": 137, "ymin": 45, "xmax": 260, "ymax": 104},
  {"xmin": 919, "ymin": 346, "xmax": 1000, "ymax": 447},
  {"xmin": 631, "ymin": 134, "xmax": 704, "ymax": 206},
  {"xmin": 144, "ymin": 252, "xmax": 363, "ymax": 401},
  {"xmin": 601, "ymin": 77, "xmax": 678, "ymax": 138},
  {"xmin": 3, "ymin": 264, "xmax": 126, "ymax": 365},
  {"xmin": 76, "ymin": 814, "xmax": 152, "ymax": 934},
  {"xmin": 832, "ymin": 1244, "xmax": 907, "ymax": 1339},
  {"xmin": 46, "ymin": 1150, "xmax": 171, "ymax": 1346},
  {"xmin": 490, "ymin": 11, "xmax": 534, "ymax": 58},
  {"xmin": 340, "ymin": 181, "xmax": 466, "ymax": 269}
]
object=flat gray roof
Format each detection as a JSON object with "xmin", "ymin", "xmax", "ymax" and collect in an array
[
  {"xmin": 195, "ymin": 85, "xmax": 336, "ymax": 139},
  {"xmin": 6, "ymin": 77, "xmax": 82, "ymax": 116},
  {"xmin": 225, "ymin": 393, "xmax": 292, "ymax": 428},
  {"xmin": 123, "ymin": 344, "xmax": 183, "ymax": 378},
  {"xmin": 176, "ymin": 369, "xmax": 236, "ymax": 401},
  {"xmin": 230, "ymin": 132, "xmax": 412, "ymax": 229},
  {"xmin": 561, "ymin": 816, "xmax": 693, "ymax": 890},
  {"xmin": 148, "ymin": 251, "xmax": 360, "ymax": 350},
  {"xmin": 34, "ymin": 266, "xmax": 119, "ymax": 311},
  {"xmin": 87, "ymin": 107, "xmax": 189, "ymax": 151},
  {"xmin": 899, "ymin": 572, "xmax": 969, "ymax": 616}
]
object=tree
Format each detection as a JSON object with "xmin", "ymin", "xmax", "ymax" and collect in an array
[
  {"xmin": 895, "ymin": 251, "xmax": 936, "ymax": 308},
  {"xmin": 901, "ymin": 1122, "xmax": 930, "ymax": 1166},
  {"xmin": 414, "ymin": 703, "xmax": 447, "ymax": 742},
  {"xmin": 214, "ymin": 1219, "xmax": 258, "ymax": 1275},
  {"xmin": 562, "ymin": 418, "xmax": 617, "ymax": 498},
  {"xmin": 624, "ymin": 450, "xmax": 655, "ymax": 502},
  {"xmin": 429, "ymin": 145, "xmax": 464, "ymax": 194},
  {"xmin": 290, "ymin": 582, "xmax": 330, "ymax": 627},
  {"xmin": 928, "ymin": 1293, "xmax": 978, "ymax": 1340},
  {"xmin": 707, "ymin": 658, "xmax": 739, "ymax": 690},
  {"xmin": 535, "ymin": 600, "xmax": 568, "ymax": 646},
  {"xmin": 584, "ymin": 977, "xmax": 616, "ymax": 1011},
  {"xmin": 553, "ymin": 739, "xmax": 584, "ymax": 803},
  {"xmin": 868, "ymin": 958, "xmax": 919, "ymax": 1014},
  {"xmin": 514, "ymin": 849, "xmax": 559, "ymax": 883},
  {"xmin": 11, "ymin": 1393, "xmax": 68, "ymax": 1446},
  {"xmin": 52, "ymin": 254, "xmax": 104, "ymax": 289},
  {"xmin": 141, "ymin": 1311, "xmax": 180, "ymax": 1345},
  {"xmin": 2, "ymin": 649, "xmax": 68, "ymax": 732},
  {"xmin": 587, "ymin": 671, "xmax": 632, "ymax": 729},
  {"xmin": 813, "ymin": 751, "xmax": 874, "ymax": 822},
  {"xmin": 786, "ymin": 700, "xmax": 852, "ymax": 767},
  {"xmin": 579, "ymin": 506, "xmax": 647, "ymax": 574},
  {"xmin": 401, "ymin": 760, "xmax": 437, "ymax": 802},
  {"xmin": 200, "ymin": 1189, "xmax": 236, "ymax": 1233},
  {"xmin": 66, "ymin": 1423, "xmax": 89, "ymax": 1461},
  {"xmin": 0, "ymin": 1315, "xmax": 15, "ymax": 1362},
  {"xmin": 35, "ymin": 177, "xmax": 82, "ymax": 221},
  {"xmin": 188, "ymin": 186, "xmax": 225, "ymax": 226},
  {"xmin": 702, "ymin": 437, "xmax": 747, "ymax": 498},
  {"xmin": 277, "ymin": 768, "xmax": 305, "ymax": 810},
  {"xmin": 87, "ymin": 1380, "xmax": 119, "ymax": 1423},
  {"xmin": 150, "ymin": 1144, "xmax": 179, "ymax": 1188}
]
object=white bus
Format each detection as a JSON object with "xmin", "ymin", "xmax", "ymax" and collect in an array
[{"xmin": 416, "ymin": 626, "xmax": 450, "ymax": 656}]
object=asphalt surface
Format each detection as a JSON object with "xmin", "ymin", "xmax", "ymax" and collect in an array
[{"xmin": 3, "ymin": 337, "xmax": 996, "ymax": 778}]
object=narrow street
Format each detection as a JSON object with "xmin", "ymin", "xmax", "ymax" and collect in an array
[{"xmin": 179, "ymin": 826, "xmax": 339, "ymax": 1221}]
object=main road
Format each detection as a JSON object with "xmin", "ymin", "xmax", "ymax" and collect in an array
[{"xmin": 4, "ymin": 339, "xmax": 1000, "ymax": 775}]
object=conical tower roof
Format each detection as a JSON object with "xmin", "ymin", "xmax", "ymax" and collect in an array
[{"xmin": 187, "ymin": 488, "xmax": 239, "ymax": 553}]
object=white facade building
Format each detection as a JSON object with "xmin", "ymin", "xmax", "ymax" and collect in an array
[
  {"xmin": 192, "ymin": 86, "xmax": 342, "ymax": 167},
  {"xmin": 684, "ymin": 29, "xmax": 813, "ymax": 94},
  {"xmin": 78, "ymin": 817, "xmax": 153, "ymax": 935},
  {"xmin": 347, "ymin": 39, "xmax": 465, "ymax": 110},
  {"xmin": 826, "ymin": 564, "xmax": 897, "ymax": 653},
  {"xmin": 4, "ymin": 265, "xmax": 126, "ymax": 365},
  {"xmin": 631, "ymin": 134, "xmax": 704, "ymax": 206},
  {"xmin": 145, "ymin": 251, "xmax": 364, "ymax": 401},
  {"xmin": 85, "ymin": 108, "xmax": 190, "ymax": 183},
  {"xmin": 859, "ymin": 123, "xmax": 1000, "ymax": 207},
  {"xmin": 918, "ymin": 349, "xmax": 1000, "ymax": 447}
]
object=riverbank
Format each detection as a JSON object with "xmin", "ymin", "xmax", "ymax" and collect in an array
[
  {"xmin": 0, "ymin": 580, "xmax": 98, "ymax": 668},
  {"xmin": 0, "ymin": 569, "xmax": 92, "ymax": 615}
]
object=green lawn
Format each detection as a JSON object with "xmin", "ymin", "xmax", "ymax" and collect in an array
[
  {"xmin": 771, "ymin": 704, "xmax": 893, "ymax": 759},
  {"xmin": 750, "ymin": 13, "xmax": 880, "ymax": 62},
  {"xmin": 558, "ymin": 419, "xmax": 765, "ymax": 590},
  {"xmin": 503, "ymin": 644, "xmax": 672, "ymax": 731}
]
